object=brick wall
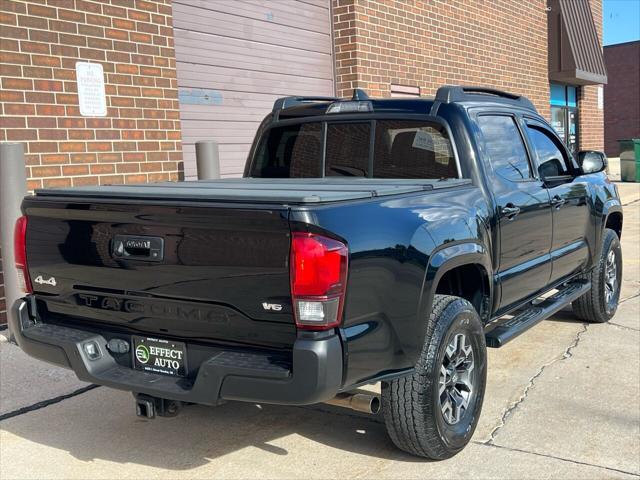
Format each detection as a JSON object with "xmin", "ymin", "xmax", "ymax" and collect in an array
[
  {"xmin": 0, "ymin": 0, "xmax": 183, "ymax": 323},
  {"xmin": 603, "ymin": 41, "xmax": 640, "ymax": 157},
  {"xmin": 332, "ymin": 0, "xmax": 551, "ymax": 117},
  {"xmin": 332, "ymin": 0, "xmax": 606, "ymax": 149},
  {"xmin": 578, "ymin": 0, "xmax": 605, "ymax": 151}
]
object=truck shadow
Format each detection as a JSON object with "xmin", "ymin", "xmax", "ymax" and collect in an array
[
  {"xmin": 543, "ymin": 308, "xmax": 584, "ymax": 324},
  {"xmin": 1, "ymin": 387, "xmax": 427, "ymax": 471}
]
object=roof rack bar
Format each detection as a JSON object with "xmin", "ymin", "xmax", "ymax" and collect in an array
[
  {"xmin": 351, "ymin": 88, "xmax": 370, "ymax": 101},
  {"xmin": 435, "ymin": 85, "xmax": 536, "ymax": 111},
  {"xmin": 272, "ymin": 96, "xmax": 339, "ymax": 113},
  {"xmin": 461, "ymin": 86, "xmax": 519, "ymax": 99}
]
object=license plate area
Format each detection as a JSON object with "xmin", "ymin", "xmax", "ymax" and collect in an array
[{"xmin": 132, "ymin": 336, "xmax": 187, "ymax": 377}]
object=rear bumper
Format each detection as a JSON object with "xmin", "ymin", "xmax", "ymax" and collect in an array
[{"xmin": 11, "ymin": 299, "xmax": 343, "ymax": 406}]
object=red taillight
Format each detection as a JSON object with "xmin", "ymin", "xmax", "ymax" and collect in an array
[
  {"xmin": 14, "ymin": 215, "xmax": 32, "ymax": 294},
  {"xmin": 290, "ymin": 232, "xmax": 348, "ymax": 330}
]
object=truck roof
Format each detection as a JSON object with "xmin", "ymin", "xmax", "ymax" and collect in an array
[{"xmin": 274, "ymin": 85, "xmax": 537, "ymax": 120}]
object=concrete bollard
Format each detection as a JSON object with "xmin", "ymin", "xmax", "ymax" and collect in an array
[
  {"xmin": 195, "ymin": 140, "xmax": 220, "ymax": 180},
  {"xmin": 0, "ymin": 143, "xmax": 27, "ymax": 338}
]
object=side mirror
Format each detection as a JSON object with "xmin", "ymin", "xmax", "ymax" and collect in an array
[
  {"xmin": 538, "ymin": 158, "xmax": 570, "ymax": 186},
  {"xmin": 538, "ymin": 158, "xmax": 563, "ymax": 178},
  {"xmin": 578, "ymin": 151, "xmax": 607, "ymax": 175}
]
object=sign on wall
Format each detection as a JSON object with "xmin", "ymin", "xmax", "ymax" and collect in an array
[
  {"xmin": 597, "ymin": 86, "xmax": 603, "ymax": 110},
  {"xmin": 76, "ymin": 62, "xmax": 107, "ymax": 117}
]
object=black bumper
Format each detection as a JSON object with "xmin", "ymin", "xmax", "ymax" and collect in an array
[{"xmin": 11, "ymin": 299, "xmax": 344, "ymax": 406}]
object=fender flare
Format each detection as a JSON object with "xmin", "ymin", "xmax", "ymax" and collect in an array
[
  {"xmin": 602, "ymin": 200, "xmax": 622, "ymax": 227},
  {"xmin": 418, "ymin": 241, "xmax": 493, "ymax": 323},
  {"xmin": 599, "ymin": 199, "xmax": 623, "ymax": 251}
]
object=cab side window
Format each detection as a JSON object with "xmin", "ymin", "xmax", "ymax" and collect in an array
[
  {"xmin": 525, "ymin": 125, "xmax": 571, "ymax": 177},
  {"xmin": 477, "ymin": 115, "xmax": 532, "ymax": 182}
]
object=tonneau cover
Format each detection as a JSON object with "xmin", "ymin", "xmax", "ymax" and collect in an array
[{"xmin": 34, "ymin": 178, "xmax": 472, "ymax": 204}]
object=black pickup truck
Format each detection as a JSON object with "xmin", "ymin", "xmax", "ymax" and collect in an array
[{"xmin": 11, "ymin": 86, "xmax": 623, "ymax": 459}]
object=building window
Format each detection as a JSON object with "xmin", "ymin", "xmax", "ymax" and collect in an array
[
  {"xmin": 550, "ymin": 83, "xmax": 579, "ymax": 154},
  {"xmin": 390, "ymin": 84, "xmax": 420, "ymax": 97}
]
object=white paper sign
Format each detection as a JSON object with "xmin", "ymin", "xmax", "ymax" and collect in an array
[
  {"xmin": 412, "ymin": 130, "xmax": 449, "ymax": 164},
  {"xmin": 412, "ymin": 130, "xmax": 433, "ymax": 151},
  {"xmin": 597, "ymin": 86, "xmax": 603, "ymax": 110},
  {"xmin": 76, "ymin": 62, "xmax": 106, "ymax": 117}
]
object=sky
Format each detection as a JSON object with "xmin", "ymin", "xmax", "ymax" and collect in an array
[{"xmin": 603, "ymin": 0, "xmax": 640, "ymax": 46}]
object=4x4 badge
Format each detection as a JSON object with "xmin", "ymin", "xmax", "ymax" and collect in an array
[{"xmin": 34, "ymin": 275, "xmax": 57, "ymax": 287}]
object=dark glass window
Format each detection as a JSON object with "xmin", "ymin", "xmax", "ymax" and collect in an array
[
  {"xmin": 373, "ymin": 120, "xmax": 457, "ymax": 179},
  {"xmin": 325, "ymin": 123, "xmax": 370, "ymax": 177},
  {"xmin": 477, "ymin": 115, "xmax": 532, "ymax": 181},
  {"xmin": 250, "ymin": 119, "xmax": 457, "ymax": 179},
  {"xmin": 526, "ymin": 125, "xmax": 570, "ymax": 177},
  {"xmin": 251, "ymin": 122, "xmax": 322, "ymax": 178}
]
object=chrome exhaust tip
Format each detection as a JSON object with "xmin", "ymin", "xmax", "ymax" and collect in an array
[{"xmin": 325, "ymin": 392, "xmax": 381, "ymax": 414}]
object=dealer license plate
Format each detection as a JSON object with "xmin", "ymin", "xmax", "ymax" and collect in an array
[{"xmin": 132, "ymin": 336, "xmax": 187, "ymax": 377}]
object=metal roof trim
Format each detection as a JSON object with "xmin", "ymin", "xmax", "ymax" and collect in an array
[{"xmin": 548, "ymin": 0, "xmax": 608, "ymax": 85}]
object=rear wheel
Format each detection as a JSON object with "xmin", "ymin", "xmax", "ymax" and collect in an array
[
  {"xmin": 382, "ymin": 295, "xmax": 487, "ymax": 459},
  {"xmin": 573, "ymin": 228, "xmax": 622, "ymax": 323}
]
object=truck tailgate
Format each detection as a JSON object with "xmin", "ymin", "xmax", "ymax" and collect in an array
[
  {"xmin": 23, "ymin": 197, "xmax": 295, "ymax": 350},
  {"xmin": 23, "ymin": 179, "xmax": 470, "ymax": 351}
]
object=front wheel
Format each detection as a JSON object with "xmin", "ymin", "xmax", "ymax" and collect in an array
[
  {"xmin": 382, "ymin": 295, "xmax": 487, "ymax": 459},
  {"xmin": 573, "ymin": 228, "xmax": 622, "ymax": 323}
]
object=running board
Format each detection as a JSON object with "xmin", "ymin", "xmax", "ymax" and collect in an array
[{"xmin": 485, "ymin": 280, "xmax": 591, "ymax": 348}]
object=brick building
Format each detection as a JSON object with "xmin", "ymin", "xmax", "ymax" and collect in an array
[
  {"xmin": 603, "ymin": 41, "xmax": 640, "ymax": 157},
  {"xmin": 0, "ymin": 0, "xmax": 608, "ymax": 323}
]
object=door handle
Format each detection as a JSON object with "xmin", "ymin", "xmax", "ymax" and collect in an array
[
  {"xmin": 501, "ymin": 204, "xmax": 521, "ymax": 219},
  {"xmin": 551, "ymin": 195, "xmax": 566, "ymax": 209}
]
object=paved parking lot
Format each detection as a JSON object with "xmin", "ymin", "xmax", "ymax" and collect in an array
[{"xmin": 1, "ymin": 181, "xmax": 638, "ymax": 479}]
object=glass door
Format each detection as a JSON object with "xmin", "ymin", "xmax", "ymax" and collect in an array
[
  {"xmin": 567, "ymin": 107, "xmax": 578, "ymax": 155},
  {"xmin": 550, "ymin": 84, "xmax": 579, "ymax": 155},
  {"xmin": 551, "ymin": 106, "xmax": 567, "ymax": 143}
]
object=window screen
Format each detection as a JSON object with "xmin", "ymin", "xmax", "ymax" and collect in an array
[
  {"xmin": 477, "ymin": 115, "xmax": 532, "ymax": 181},
  {"xmin": 373, "ymin": 120, "xmax": 457, "ymax": 179}
]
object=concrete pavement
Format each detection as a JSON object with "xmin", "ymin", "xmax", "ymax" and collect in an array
[
  {"xmin": 1, "ymin": 181, "xmax": 638, "ymax": 479},
  {"xmin": 0, "ymin": 336, "xmax": 91, "ymax": 417}
]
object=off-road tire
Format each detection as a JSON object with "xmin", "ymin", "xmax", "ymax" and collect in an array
[
  {"xmin": 382, "ymin": 295, "xmax": 487, "ymax": 459},
  {"xmin": 572, "ymin": 228, "xmax": 622, "ymax": 323}
]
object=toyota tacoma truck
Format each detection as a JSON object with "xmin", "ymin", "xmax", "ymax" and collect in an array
[{"xmin": 11, "ymin": 86, "xmax": 623, "ymax": 459}]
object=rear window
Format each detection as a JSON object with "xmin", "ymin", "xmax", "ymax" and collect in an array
[
  {"xmin": 250, "ymin": 119, "xmax": 457, "ymax": 179},
  {"xmin": 373, "ymin": 120, "xmax": 457, "ymax": 179},
  {"xmin": 251, "ymin": 122, "xmax": 323, "ymax": 178},
  {"xmin": 325, "ymin": 123, "xmax": 370, "ymax": 177}
]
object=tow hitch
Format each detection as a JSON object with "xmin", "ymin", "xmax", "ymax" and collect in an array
[{"xmin": 134, "ymin": 393, "xmax": 183, "ymax": 419}]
